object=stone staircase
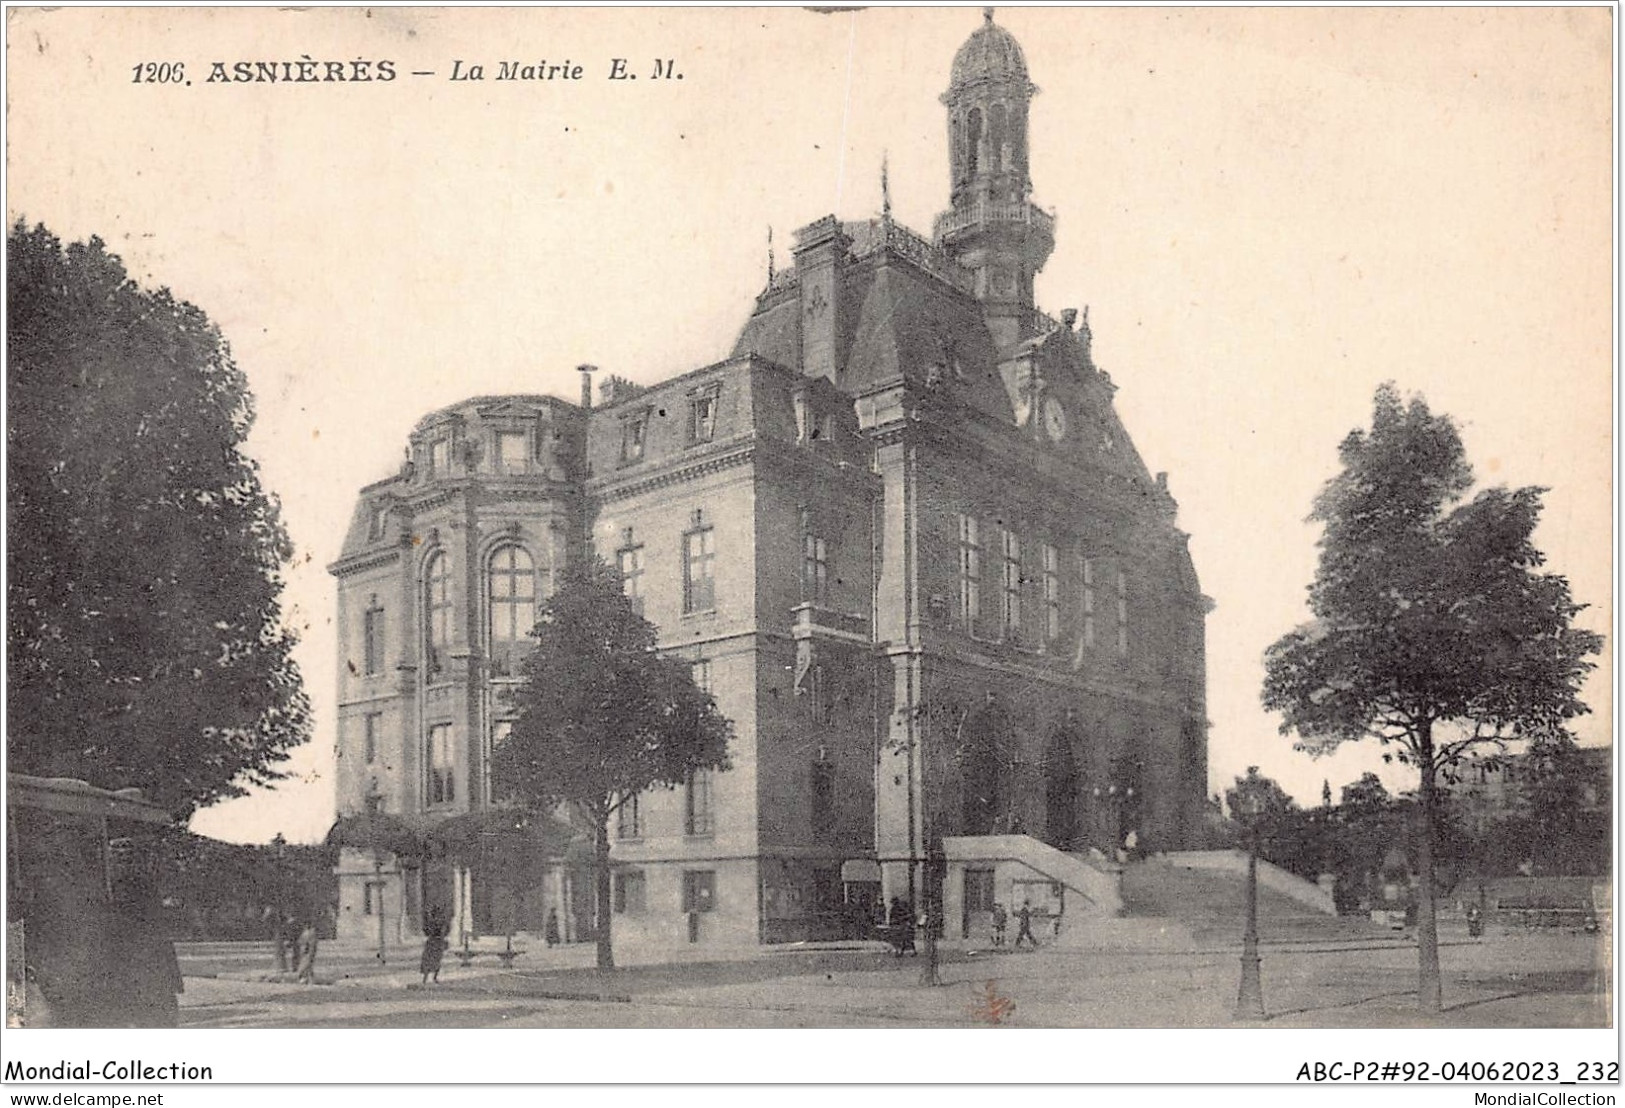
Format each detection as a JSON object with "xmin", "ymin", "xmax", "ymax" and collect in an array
[
  {"xmin": 944, "ymin": 834, "xmax": 1123, "ymax": 915},
  {"xmin": 940, "ymin": 838, "xmax": 1394, "ymax": 952},
  {"xmin": 1120, "ymin": 853, "xmax": 1389, "ymax": 946}
]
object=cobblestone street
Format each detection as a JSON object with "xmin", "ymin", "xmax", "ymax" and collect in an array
[{"xmin": 177, "ymin": 929, "xmax": 1609, "ymax": 1030}]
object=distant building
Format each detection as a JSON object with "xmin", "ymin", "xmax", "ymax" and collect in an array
[
  {"xmin": 1443, "ymin": 745, "xmax": 1611, "ymax": 835},
  {"xmin": 328, "ymin": 12, "xmax": 1209, "ymax": 951}
]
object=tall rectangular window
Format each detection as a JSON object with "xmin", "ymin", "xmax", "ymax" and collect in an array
[
  {"xmin": 429, "ymin": 438, "xmax": 450, "ymax": 476},
  {"xmin": 617, "ymin": 544, "xmax": 644, "ymax": 615},
  {"xmin": 616, "ymin": 792, "xmax": 643, "ymax": 840},
  {"xmin": 497, "ymin": 431, "xmax": 528, "ymax": 472},
  {"xmin": 683, "ymin": 526, "xmax": 716, "ymax": 614},
  {"xmin": 685, "ymin": 768, "xmax": 714, "ymax": 836},
  {"xmin": 1001, "ymin": 528, "xmax": 1022, "ymax": 639},
  {"xmin": 691, "ymin": 658, "xmax": 712, "ymax": 693},
  {"xmin": 363, "ymin": 600, "xmax": 386, "ymax": 676},
  {"xmin": 363, "ymin": 883, "xmax": 374, "ymax": 916},
  {"xmin": 614, "ymin": 870, "xmax": 647, "ymax": 914},
  {"xmin": 1082, "ymin": 557, "xmax": 1098, "ymax": 649},
  {"xmin": 965, "ymin": 868, "xmax": 995, "ymax": 913},
  {"xmin": 364, "ymin": 713, "xmax": 381, "ymax": 764},
  {"xmin": 1116, "ymin": 567, "xmax": 1129, "ymax": 656},
  {"xmin": 682, "ymin": 870, "xmax": 716, "ymax": 913},
  {"xmin": 428, "ymin": 723, "xmax": 455, "ymax": 806},
  {"xmin": 424, "ymin": 551, "xmax": 452, "ymax": 675},
  {"xmin": 1043, "ymin": 543, "xmax": 1062, "ymax": 643},
  {"xmin": 803, "ymin": 534, "xmax": 829, "ymax": 605},
  {"xmin": 958, "ymin": 514, "xmax": 982, "ymax": 635},
  {"xmin": 811, "ymin": 760, "xmax": 836, "ymax": 839},
  {"xmin": 621, "ymin": 413, "xmax": 648, "ymax": 463},
  {"xmin": 488, "ymin": 720, "xmax": 512, "ymax": 804},
  {"xmin": 690, "ymin": 393, "xmax": 718, "ymax": 443}
]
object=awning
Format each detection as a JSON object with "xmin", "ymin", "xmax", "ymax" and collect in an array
[{"xmin": 840, "ymin": 859, "xmax": 882, "ymax": 883}]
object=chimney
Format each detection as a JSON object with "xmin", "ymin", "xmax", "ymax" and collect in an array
[
  {"xmin": 1060, "ymin": 308, "xmax": 1078, "ymax": 330},
  {"xmin": 791, "ymin": 216, "xmax": 852, "ymax": 384},
  {"xmin": 577, "ymin": 364, "xmax": 598, "ymax": 409}
]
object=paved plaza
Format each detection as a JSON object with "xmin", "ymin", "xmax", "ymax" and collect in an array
[{"xmin": 177, "ymin": 927, "xmax": 1609, "ymax": 1030}]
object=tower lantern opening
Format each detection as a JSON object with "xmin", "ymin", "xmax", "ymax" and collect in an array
[{"xmin": 935, "ymin": 10, "xmax": 1055, "ymax": 346}]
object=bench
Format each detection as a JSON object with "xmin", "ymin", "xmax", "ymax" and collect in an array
[{"xmin": 450, "ymin": 945, "xmax": 525, "ymax": 968}]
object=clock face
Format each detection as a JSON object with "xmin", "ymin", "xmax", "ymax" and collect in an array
[{"xmin": 1042, "ymin": 397, "xmax": 1068, "ymax": 442}]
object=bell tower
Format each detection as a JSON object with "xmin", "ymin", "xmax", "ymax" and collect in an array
[{"xmin": 935, "ymin": 9, "xmax": 1055, "ymax": 350}]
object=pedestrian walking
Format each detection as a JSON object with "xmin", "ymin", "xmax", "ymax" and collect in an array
[
  {"xmin": 420, "ymin": 910, "xmax": 449, "ymax": 985},
  {"xmin": 294, "ymin": 919, "xmax": 318, "ymax": 984},
  {"xmin": 544, "ymin": 908, "xmax": 562, "ymax": 948},
  {"xmin": 991, "ymin": 902, "xmax": 1008, "ymax": 947},
  {"xmin": 1014, "ymin": 900, "xmax": 1038, "ymax": 949},
  {"xmin": 888, "ymin": 896, "xmax": 916, "ymax": 956},
  {"xmin": 279, "ymin": 915, "xmax": 301, "ymax": 976},
  {"xmin": 266, "ymin": 906, "xmax": 288, "ymax": 973}
]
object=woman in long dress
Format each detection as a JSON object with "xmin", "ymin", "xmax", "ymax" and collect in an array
[
  {"xmin": 294, "ymin": 920, "xmax": 318, "ymax": 984},
  {"xmin": 419, "ymin": 911, "xmax": 448, "ymax": 985}
]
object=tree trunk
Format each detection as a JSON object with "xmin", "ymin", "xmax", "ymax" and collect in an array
[
  {"xmin": 594, "ymin": 816, "xmax": 615, "ymax": 972},
  {"xmin": 1415, "ymin": 722, "xmax": 1442, "ymax": 1013}
]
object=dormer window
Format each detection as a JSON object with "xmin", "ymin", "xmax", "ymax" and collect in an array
[
  {"xmin": 497, "ymin": 430, "xmax": 528, "ymax": 473},
  {"xmin": 621, "ymin": 411, "xmax": 649, "ymax": 463},
  {"xmin": 690, "ymin": 390, "xmax": 719, "ymax": 444},
  {"xmin": 429, "ymin": 438, "xmax": 450, "ymax": 476}
]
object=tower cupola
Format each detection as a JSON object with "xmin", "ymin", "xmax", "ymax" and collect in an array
[
  {"xmin": 935, "ymin": 9, "xmax": 1055, "ymax": 349},
  {"xmin": 945, "ymin": 8, "xmax": 1033, "ymax": 205}
]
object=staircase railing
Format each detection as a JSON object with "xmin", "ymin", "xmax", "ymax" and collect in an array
[{"xmin": 943, "ymin": 834, "xmax": 1122, "ymax": 915}]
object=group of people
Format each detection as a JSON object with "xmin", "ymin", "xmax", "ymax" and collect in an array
[
  {"xmin": 882, "ymin": 896, "xmax": 1047, "ymax": 955},
  {"xmin": 270, "ymin": 913, "xmax": 320, "ymax": 983},
  {"xmin": 990, "ymin": 901, "xmax": 1041, "ymax": 949},
  {"xmin": 418, "ymin": 907, "xmax": 564, "ymax": 984}
]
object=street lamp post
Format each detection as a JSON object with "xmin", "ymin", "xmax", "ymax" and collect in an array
[
  {"xmin": 1235, "ymin": 796, "xmax": 1265, "ymax": 1020},
  {"xmin": 920, "ymin": 837, "xmax": 945, "ymax": 987},
  {"xmin": 270, "ymin": 832, "xmax": 288, "ymax": 974}
]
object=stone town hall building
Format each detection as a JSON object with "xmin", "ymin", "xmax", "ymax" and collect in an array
[{"xmin": 329, "ymin": 13, "xmax": 1209, "ymax": 951}]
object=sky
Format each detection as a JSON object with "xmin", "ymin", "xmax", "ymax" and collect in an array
[{"xmin": 7, "ymin": 6, "xmax": 1613, "ymax": 844}]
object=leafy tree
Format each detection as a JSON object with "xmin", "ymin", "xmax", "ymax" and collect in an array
[
  {"xmin": 1335, "ymin": 772, "xmax": 1396, "ymax": 910},
  {"xmin": 7, "ymin": 223, "xmax": 311, "ymax": 817},
  {"xmin": 494, "ymin": 558, "xmax": 732, "ymax": 970},
  {"xmin": 1262, "ymin": 384, "xmax": 1601, "ymax": 1011},
  {"xmin": 1340, "ymin": 771, "xmax": 1393, "ymax": 815},
  {"xmin": 1225, "ymin": 766, "xmax": 1297, "ymax": 844}
]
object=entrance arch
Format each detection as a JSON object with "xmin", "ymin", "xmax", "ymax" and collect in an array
[
  {"xmin": 959, "ymin": 702, "xmax": 1008, "ymax": 836},
  {"xmin": 1043, "ymin": 731, "xmax": 1081, "ymax": 850}
]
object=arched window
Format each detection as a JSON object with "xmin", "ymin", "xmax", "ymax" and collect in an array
[
  {"xmin": 966, "ymin": 107, "xmax": 983, "ymax": 178},
  {"xmin": 989, "ymin": 102, "xmax": 1008, "ymax": 171},
  {"xmin": 424, "ymin": 551, "xmax": 452, "ymax": 677},
  {"xmin": 952, "ymin": 112, "xmax": 968, "ymax": 187},
  {"xmin": 488, "ymin": 545, "xmax": 536, "ymax": 676},
  {"xmin": 1043, "ymin": 731, "xmax": 1081, "ymax": 851}
]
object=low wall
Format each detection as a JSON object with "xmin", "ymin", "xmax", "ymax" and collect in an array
[{"xmin": 940, "ymin": 835, "xmax": 1124, "ymax": 949}]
